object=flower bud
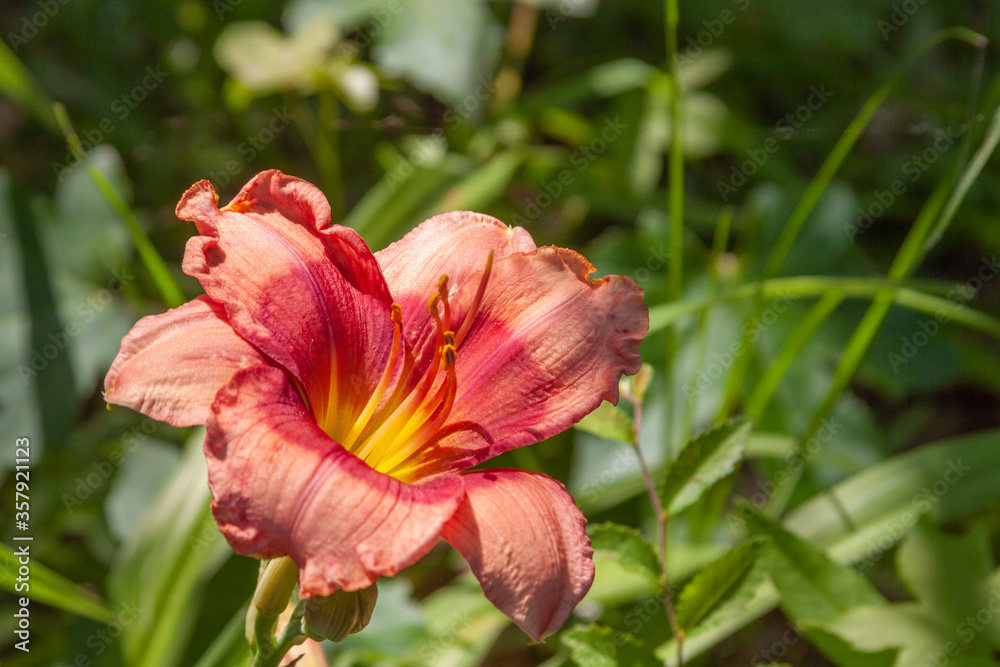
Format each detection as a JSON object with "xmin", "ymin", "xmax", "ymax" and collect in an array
[{"xmin": 302, "ymin": 583, "xmax": 378, "ymax": 642}]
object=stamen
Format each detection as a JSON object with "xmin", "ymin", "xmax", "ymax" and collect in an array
[
  {"xmin": 338, "ymin": 254, "xmax": 492, "ymax": 477},
  {"xmin": 351, "ymin": 295, "xmax": 448, "ymax": 463},
  {"xmin": 437, "ymin": 275, "xmax": 451, "ymax": 331},
  {"xmin": 340, "ymin": 304, "xmax": 402, "ymax": 449},
  {"xmin": 378, "ymin": 345, "xmax": 457, "ymax": 474},
  {"xmin": 454, "ymin": 250, "xmax": 494, "ymax": 347}
]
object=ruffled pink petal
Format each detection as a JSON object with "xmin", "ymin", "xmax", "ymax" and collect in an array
[
  {"xmin": 178, "ymin": 170, "xmax": 394, "ymax": 425},
  {"xmin": 104, "ymin": 296, "xmax": 265, "ymax": 427},
  {"xmin": 405, "ymin": 246, "xmax": 647, "ymax": 478},
  {"xmin": 374, "ymin": 211, "xmax": 536, "ymax": 377},
  {"xmin": 205, "ymin": 364, "xmax": 465, "ymax": 594},
  {"xmin": 440, "ymin": 469, "xmax": 594, "ymax": 642}
]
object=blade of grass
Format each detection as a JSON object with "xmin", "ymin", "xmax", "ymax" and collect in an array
[
  {"xmin": 647, "ymin": 276, "xmax": 1000, "ymax": 340},
  {"xmin": 743, "ymin": 291, "xmax": 844, "ymax": 420},
  {"xmin": 716, "ymin": 27, "xmax": 986, "ymax": 419},
  {"xmin": 766, "ymin": 99, "xmax": 1000, "ymax": 517},
  {"xmin": 53, "ymin": 103, "xmax": 185, "ymax": 308}
]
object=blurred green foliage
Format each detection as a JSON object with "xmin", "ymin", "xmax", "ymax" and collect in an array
[{"xmin": 1, "ymin": 0, "xmax": 999, "ymax": 665}]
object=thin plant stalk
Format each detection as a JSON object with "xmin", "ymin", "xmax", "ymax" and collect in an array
[{"xmin": 623, "ymin": 382, "xmax": 684, "ymax": 666}]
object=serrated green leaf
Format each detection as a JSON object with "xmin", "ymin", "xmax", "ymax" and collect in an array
[
  {"xmin": 0, "ymin": 541, "xmax": 112, "ymax": 623},
  {"xmin": 576, "ymin": 402, "xmax": 634, "ymax": 443},
  {"xmin": 741, "ymin": 501, "xmax": 884, "ymax": 626},
  {"xmin": 660, "ymin": 416, "xmax": 752, "ymax": 516},
  {"xmin": 588, "ymin": 522, "xmax": 660, "ymax": 586},
  {"xmin": 675, "ymin": 540, "xmax": 763, "ymax": 633},
  {"xmin": 563, "ymin": 624, "xmax": 661, "ymax": 667}
]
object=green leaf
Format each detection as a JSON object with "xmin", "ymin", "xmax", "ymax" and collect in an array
[
  {"xmin": 372, "ymin": 0, "xmax": 502, "ymax": 105},
  {"xmin": 563, "ymin": 624, "xmax": 661, "ymax": 667},
  {"xmin": 823, "ymin": 523, "xmax": 1000, "ymax": 667},
  {"xmin": 660, "ymin": 416, "xmax": 752, "ymax": 516},
  {"xmin": 575, "ymin": 402, "xmax": 634, "ymax": 444},
  {"xmin": 657, "ymin": 430, "xmax": 1000, "ymax": 664},
  {"xmin": 8, "ymin": 180, "xmax": 77, "ymax": 447},
  {"xmin": 675, "ymin": 540, "xmax": 763, "ymax": 633},
  {"xmin": 0, "ymin": 542, "xmax": 113, "ymax": 623},
  {"xmin": 742, "ymin": 501, "xmax": 884, "ymax": 627},
  {"xmin": 108, "ymin": 429, "xmax": 232, "ymax": 667},
  {"xmin": 588, "ymin": 522, "xmax": 660, "ymax": 587}
]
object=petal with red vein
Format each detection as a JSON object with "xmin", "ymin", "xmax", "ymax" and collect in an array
[
  {"xmin": 104, "ymin": 296, "xmax": 265, "ymax": 427},
  {"xmin": 441, "ymin": 469, "xmax": 594, "ymax": 642},
  {"xmin": 401, "ymin": 247, "xmax": 647, "ymax": 479},
  {"xmin": 178, "ymin": 170, "xmax": 394, "ymax": 428},
  {"xmin": 205, "ymin": 364, "xmax": 465, "ymax": 594}
]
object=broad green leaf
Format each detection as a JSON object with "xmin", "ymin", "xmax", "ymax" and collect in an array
[
  {"xmin": 742, "ymin": 501, "xmax": 884, "ymax": 626},
  {"xmin": 675, "ymin": 540, "xmax": 763, "ymax": 633},
  {"xmin": 575, "ymin": 402, "xmax": 634, "ymax": 443},
  {"xmin": 9, "ymin": 182, "xmax": 77, "ymax": 447},
  {"xmin": 563, "ymin": 624, "xmax": 661, "ymax": 667},
  {"xmin": 588, "ymin": 523, "xmax": 660, "ymax": 587},
  {"xmin": 660, "ymin": 416, "xmax": 752, "ymax": 516},
  {"xmin": 108, "ymin": 429, "xmax": 232, "ymax": 667},
  {"xmin": 824, "ymin": 523, "xmax": 1000, "ymax": 667},
  {"xmin": 0, "ymin": 541, "xmax": 112, "ymax": 623},
  {"xmin": 657, "ymin": 430, "xmax": 1000, "ymax": 664},
  {"xmin": 372, "ymin": 0, "xmax": 502, "ymax": 105}
]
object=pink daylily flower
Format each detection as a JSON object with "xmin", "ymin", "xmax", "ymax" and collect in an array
[{"xmin": 105, "ymin": 170, "xmax": 647, "ymax": 642}]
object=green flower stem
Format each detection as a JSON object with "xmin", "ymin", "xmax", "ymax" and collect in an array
[
  {"xmin": 249, "ymin": 557, "xmax": 303, "ymax": 667},
  {"xmin": 251, "ymin": 601, "xmax": 306, "ymax": 667}
]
